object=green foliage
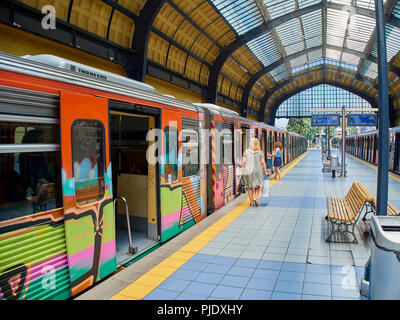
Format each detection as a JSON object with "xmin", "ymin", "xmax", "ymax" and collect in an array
[{"xmin": 286, "ymin": 118, "xmax": 319, "ymax": 140}]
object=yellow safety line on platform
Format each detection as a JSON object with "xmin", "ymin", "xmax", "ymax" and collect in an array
[
  {"xmin": 346, "ymin": 153, "xmax": 400, "ymax": 183},
  {"xmin": 110, "ymin": 151, "xmax": 309, "ymax": 300}
]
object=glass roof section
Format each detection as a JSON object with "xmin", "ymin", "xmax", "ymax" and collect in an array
[
  {"xmin": 270, "ymin": 64, "xmax": 291, "ymax": 82},
  {"xmin": 275, "ymin": 18, "xmax": 304, "ymax": 55},
  {"xmin": 247, "ymin": 32, "xmax": 282, "ymax": 66},
  {"xmin": 262, "ymin": 0, "xmax": 321, "ymax": 20},
  {"xmin": 209, "ymin": 0, "xmax": 400, "ymax": 91},
  {"xmin": 212, "ymin": 0, "xmax": 264, "ymax": 35},
  {"xmin": 371, "ymin": 23, "xmax": 400, "ymax": 61}
]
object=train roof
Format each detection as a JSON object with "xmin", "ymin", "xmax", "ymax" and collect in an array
[
  {"xmin": 0, "ymin": 52, "xmax": 305, "ymax": 138},
  {"xmin": 0, "ymin": 52, "xmax": 201, "ymax": 113},
  {"xmin": 193, "ymin": 103, "xmax": 239, "ymax": 117}
]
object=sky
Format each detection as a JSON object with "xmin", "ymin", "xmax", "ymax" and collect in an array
[{"xmin": 275, "ymin": 118, "xmax": 289, "ymax": 128}]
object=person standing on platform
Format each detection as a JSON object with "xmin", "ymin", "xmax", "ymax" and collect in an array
[
  {"xmin": 241, "ymin": 138, "xmax": 268, "ymax": 207},
  {"xmin": 270, "ymin": 141, "xmax": 283, "ymax": 181}
]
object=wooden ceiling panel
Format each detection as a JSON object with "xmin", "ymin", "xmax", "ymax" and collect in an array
[
  {"xmin": 109, "ymin": 10, "xmax": 135, "ymax": 48},
  {"xmin": 153, "ymin": 3, "xmax": 184, "ymax": 38},
  {"xmin": 232, "ymin": 46, "xmax": 262, "ymax": 75},
  {"xmin": 70, "ymin": 0, "xmax": 112, "ymax": 38}
]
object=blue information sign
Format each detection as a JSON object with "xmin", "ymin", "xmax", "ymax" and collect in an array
[
  {"xmin": 347, "ymin": 114, "xmax": 377, "ymax": 126},
  {"xmin": 311, "ymin": 114, "xmax": 340, "ymax": 127}
]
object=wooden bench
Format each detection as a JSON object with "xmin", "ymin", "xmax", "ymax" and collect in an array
[
  {"xmin": 326, "ymin": 182, "xmax": 369, "ymax": 243},
  {"xmin": 354, "ymin": 182, "xmax": 400, "ymax": 219}
]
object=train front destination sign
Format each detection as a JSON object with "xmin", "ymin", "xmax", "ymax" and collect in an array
[
  {"xmin": 347, "ymin": 114, "xmax": 377, "ymax": 126},
  {"xmin": 311, "ymin": 114, "xmax": 340, "ymax": 127}
]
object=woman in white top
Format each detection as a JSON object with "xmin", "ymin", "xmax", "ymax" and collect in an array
[{"xmin": 241, "ymin": 138, "xmax": 268, "ymax": 207}]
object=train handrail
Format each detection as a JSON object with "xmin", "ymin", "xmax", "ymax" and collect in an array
[{"xmin": 113, "ymin": 196, "xmax": 138, "ymax": 254}]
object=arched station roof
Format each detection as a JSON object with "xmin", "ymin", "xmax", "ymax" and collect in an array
[{"xmin": 3, "ymin": 0, "xmax": 400, "ymax": 124}]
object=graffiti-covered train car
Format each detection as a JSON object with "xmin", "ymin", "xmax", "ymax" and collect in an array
[{"xmin": 0, "ymin": 52, "xmax": 307, "ymax": 300}]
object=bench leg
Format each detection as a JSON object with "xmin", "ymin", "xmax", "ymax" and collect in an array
[{"xmin": 326, "ymin": 220, "xmax": 358, "ymax": 243}]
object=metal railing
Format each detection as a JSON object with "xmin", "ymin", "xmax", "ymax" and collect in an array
[{"xmin": 114, "ymin": 196, "xmax": 138, "ymax": 254}]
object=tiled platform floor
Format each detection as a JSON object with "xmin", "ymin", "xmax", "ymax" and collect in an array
[{"xmin": 76, "ymin": 149, "xmax": 400, "ymax": 300}]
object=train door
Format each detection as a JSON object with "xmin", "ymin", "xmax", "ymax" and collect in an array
[
  {"xmin": 241, "ymin": 124, "xmax": 250, "ymax": 153},
  {"xmin": 234, "ymin": 125, "xmax": 242, "ymax": 196},
  {"xmin": 222, "ymin": 122, "xmax": 235, "ymax": 204},
  {"xmin": 60, "ymin": 92, "xmax": 116, "ymax": 296},
  {"xmin": 109, "ymin": 107, "xmax": 159, "ymax": 264},
  {"xmin": 373, "ymin": 134, "xmax": 378, "ymax": 164},
  {"xmin": 261, "ymin": 129, "xmax": 266, "ymax": 157}
]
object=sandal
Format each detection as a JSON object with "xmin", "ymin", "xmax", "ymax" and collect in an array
[{"xmin": 254, "ymin": 199, "xmax": 259, "ymax": 207}]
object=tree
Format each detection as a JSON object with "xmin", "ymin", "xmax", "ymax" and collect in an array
[{"xmin": 286, "ymin": 118, "xmax": 319, "ymax": 140}]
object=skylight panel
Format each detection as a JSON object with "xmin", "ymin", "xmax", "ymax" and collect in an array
[
  {"xmin": 347, "ymin": 14, "xmax": 375, "ymax": 48},
  {"xmin": 211, "ymin": 0, "xmax": 264, "ymax": 35},
  {"xmin": 285, "ymin": 42, "xmax": 306, "ymax": 55},
  {"xmin": 327, "ymin": 9, "xmax": 349, "ymax": 47},
  {"xmin": 301, "ymin": 9, "xmax": 322, "ymax": 49},
  {"xmin": 297, "ymin": 0, "xmax": 322, "ymax": 9},
  {"xmin": 360, "ymin": 61, "xmax": 378, "ymax": 79},
  {"xmin": 275, "ymin": 17, "xmax": 305, "ymax": 55},
  {"xmin": 341, "ymin": 52, "xmax": 360, "ymax": 66},
  {"xmin": 270, "ymin": 64, "xmax": 290, "ymax": 82},
  {"xmin": 327, "ymin": 35, "xmax": 345, "ymax": 47},
  {"xmin": 385, "ymin": 24, "xmax": 400, "ymax": 61},
  {"xmin": 355, "ymin": 0, "xmax": 375, "ymax": 10},
  {"xmin": 393, "ymin": 0, "xmax": 400, "ymax": 19},
  {"xmin": 370, "ymin": 23, "xmax": 400, "ymax": 61},
  {"xmin": 247, "ymin": 32, "xmax": 282, "ymax": 66},
  {"xmin": 326, "ymin": 48, "xmax": 342, "ymax": 60},
  {"xmin": 275, "ymin": 18, "xmax": 302, "ymax": 46},
  {"xmin": 346, "ymin": 39, "xmax": 367, "ymax": 52},
  {"xmin": 262, "ymin": 0, "xmax": 296, "ymax": 20},
  {"xmin": 330, "ymin": 0, "xmax": 352, "ymax": 5},
  {"xmin": 307, "ymin": 49, "xmax": 323, "ymax": 63},
  {"xmin": 290, "ymin": 54, "xmax": 308, "ymax": 69},
  {"xmin": 305, "ymin": 35, "xmax": 322, "ymax": 48}
]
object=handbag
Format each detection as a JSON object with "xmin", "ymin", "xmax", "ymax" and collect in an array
[
  {"xmin": 239, "ymin": 176, "xmax": 247, "ymax": 194},
  {"xmin": 262, "ymin": 176, "xmax": 270, "ymax": 197}
]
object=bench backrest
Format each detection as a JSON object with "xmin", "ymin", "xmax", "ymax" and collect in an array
[
  {"xmin": 344, "ymin": 183, "xmax": 368, "ymax": 220},
  {"xmin": 356, "ymin": 182, "xmax": 399, "ymax": 215}
]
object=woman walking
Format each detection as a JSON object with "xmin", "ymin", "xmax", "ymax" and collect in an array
[
  {"xmin": 270, "ymin": 141, "xmax": 283, "ymax": 181},
  {"xmin": 241, "ymin": 137, "xmax": 268, "ymax": 207}
]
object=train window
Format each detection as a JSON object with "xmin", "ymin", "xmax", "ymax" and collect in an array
[
  {"xmin": 182, "ymin": 128, "xmax": 199, "ymax": 177},
  {"xmin": 0, "ymin": 122, "xmax": 62, "ymax": 222},
  {"xmin": 164, "ymin": 126, "xmax": 178, "ymax": 182},
  {"xmin": 222, "ymin": 131, "xmax": 233, "ymax": 165},
  {"xmin": 0, "ymin": 122, "xmax": 59, "ymax": 144},
  {"xmin": 71, "ymin": 120, "xmax": 105, "ymax": 206},
  {"xmin": 235, "ymin": 131, "xmax": 241, "ymax": 163}
]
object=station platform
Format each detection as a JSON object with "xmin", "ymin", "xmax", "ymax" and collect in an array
[{"xmin": 76, "ymin": 149, "xmax": 400, "ymax": 300}]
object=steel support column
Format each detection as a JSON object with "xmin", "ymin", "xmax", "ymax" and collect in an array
[
  {"xmin": 127, "ymin": 0, "xmax": 166, "ymax": 81},
  {"xmin": 375, "ymin": 0, "xmax": 389, "ymax": 216}
]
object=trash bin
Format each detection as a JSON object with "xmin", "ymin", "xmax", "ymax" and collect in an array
[
  {"xmin": 330, "ymin": 154, "xmax": 339, "ymax": 178},
  {"xmin": 369, "ymin": 215, "xmax": 400, "ymax": 300}
]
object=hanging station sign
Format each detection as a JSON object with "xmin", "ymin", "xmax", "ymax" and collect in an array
[
  {"xmin": 347, "ymin": 114, "xmax": 377, "ymax": 126},
  {"xmin": 311, "ymin": 114, "xmax": 340, "ymax": 127}
]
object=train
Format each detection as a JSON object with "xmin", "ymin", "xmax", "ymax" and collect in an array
[
  {"xmin": 0, "ymin": 52, "xmax": 307, "ymax": 300},
  {"xmin": 345, "ymin": 126, "xmax": 400, "ymax": 174}
]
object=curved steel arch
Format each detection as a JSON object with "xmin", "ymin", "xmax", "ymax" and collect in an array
[
  {"xmin": 266, "ymin": 81, "xmax": 379, "ymax": 125},
  {"xmin": 241, "ymin": 43, "xmax": 388, "ymax": 117},
  {"xmin": 205, "ymin": 1, "xmax": 378, "ymax": 104},
  {"xmin": 127, "ymin": 0, "xmax": 167, "ymax": 81}
]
